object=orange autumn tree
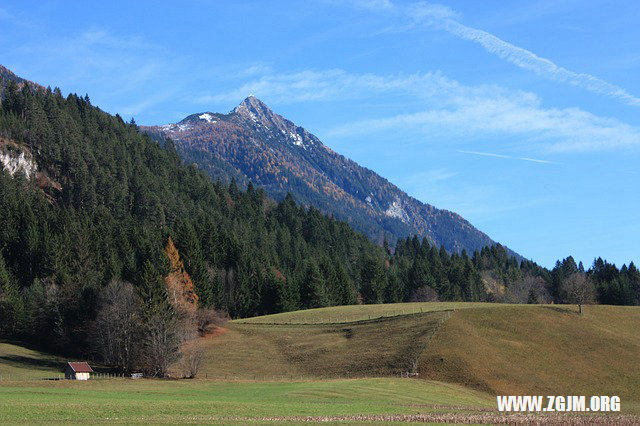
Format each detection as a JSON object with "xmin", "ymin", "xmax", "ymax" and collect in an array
[
  {"xmin": 165, "ymin": 236, "xmax": 199, "ymax": 322},
  {"xmin": 165, "ymin": 236, "xmax": 204, "ymax": 377}
]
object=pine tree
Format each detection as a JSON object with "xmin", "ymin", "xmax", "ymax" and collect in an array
[
  {"xmin": 301, "ymin": 260, "xmax": 329, "ymax": 308},
  {"xmin": 0, "ymin": 252, "xmax": 24, "ymax": 334},
  {"xmin": 360, "ymin": 255, "xmax": 386, "ymax": 304}
]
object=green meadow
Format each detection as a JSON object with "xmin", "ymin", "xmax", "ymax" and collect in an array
[
  {"xmin": 0, "ymin": 378, "xmax": 496, "ymax": 424},
  {"xmin": 1, "ymin": 302, "xmax": 640, "ymax": 423}
]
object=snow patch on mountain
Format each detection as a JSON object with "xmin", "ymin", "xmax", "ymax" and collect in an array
[
  {"xmin": 290, "ymin": 131, "xmax": 304, "ymax": 147},
  {"xmin": 161, "ymin": 123, "xmax": 191, "ymax": 132},
  {"xmin": 199, "ymin": 113, "xmax": 216, "ymax": 123}
]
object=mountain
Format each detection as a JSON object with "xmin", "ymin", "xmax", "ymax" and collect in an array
[
  {"xmin": 0, "ymin": 66, "xmax": 502, "ymax": 357},
  {"xmin": 143, "ymin": 96, "xmax": 517, "ymax": 257},
  {"xmin": 0, "ymin": 64, "xmax": 43, "ymax": 96},
  {"xmin": 2, "ymin": 64, "xmax": 635, "ymax": 367}
]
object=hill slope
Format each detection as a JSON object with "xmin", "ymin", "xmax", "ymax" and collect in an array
[
  {"xmin": 0, "ymin": 66, "xmax": 395, "ymax": 352},
  {"xmin": 142, "ymin": 96, "xmax": 517, "ymax": 256},
  {"xmin": 189, "ymin": 303, "xmax": 640, "ymax": 410},
  {"xmin": 0, "ymin": 342, "xmax": 66, "ymax": 379},
  {"xmin": 419, "ymin": 304, "xmax": 640, "ymax": 402}
]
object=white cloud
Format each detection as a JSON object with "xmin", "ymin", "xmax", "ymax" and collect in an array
[
  {"xmin": 325, "ymin": 77, "xmax": 640, "ymax": 152},
  {"xmin": 518, "ymin": 157, "xmax": 554, "ymax": 164},
  {"xmin": 457, "ymin": 150, "xmax": 555, "ymax": 164},
  {"xmin": 116, "ymin": 88, "xmax": 180, "ymax": 116},
  {"xmin": 440, "ymin": 18, "xmax": 640, "ymax": 107},
  {"xmin": 457, "ymin": 150, "xmax": 511, "ymax": 159},
  {"xmin": 349, "ymin": 0, "xmax": 394, "ymax": 10},
  {"xmin": 239, "ymin": 63, "xmax": 273, "ymax": 77},
  {"xmin": 7, "ymin": 29, "xmax": 182, "ymax": 119},
  {"xmin": 193, "ymin": 68, "xmax": 474, "ymax": 105},
  {"xmin": 399, "ymin": 168, "xmax": 459, "ymax": 186},
  {"xmin": 363, "ymin": 1, "xmax": 640, "ymax": 107}
]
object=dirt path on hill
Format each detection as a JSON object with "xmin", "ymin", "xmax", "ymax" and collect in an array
[{"xmin": 202, "ymin": 326, "xmax": 228, "ymax": 339}]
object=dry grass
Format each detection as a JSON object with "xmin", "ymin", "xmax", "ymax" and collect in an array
[
  {"xmin": 419, "ymin": 304, "xmax": 640, "ymax": 412},
  {"xmin": 197, "ymin": 311, "xmax": 449, "ymax": 379},
  {"xmin": 203, "ymin": 303, "xmax": 640, "ymax": 413},
  {"xmin": 234, "ymin": 301, "xmax": 496, "ymax": 324}
]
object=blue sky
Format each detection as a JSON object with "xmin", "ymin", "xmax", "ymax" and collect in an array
[{"xmin": 1, "ymin": 0, "xmax": 638, "ymax": 268}]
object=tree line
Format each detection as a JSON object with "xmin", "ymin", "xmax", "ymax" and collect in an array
[{"xmin": 0, "ymin": 81, "xmax": 638, "ymax": 375}]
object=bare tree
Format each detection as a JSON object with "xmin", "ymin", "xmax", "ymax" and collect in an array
[
  {"xmin": 196, "ymin": 308, "xmax": 228, "ymax": 336},
  {"xmin": 409, "ymin": 285, "xmax": 439, "ymax": 302},
  {"xmin": 511, "ymin": 275, "xmax": 550, "ymax": 304},
  {"xmin": 91, "ymin": 280, "xmax": 141, "ymax": 372},
  {"xmin": 140, "ymin": 303, "xmax": 181, "ymax": 377},
  {"xmin": 563, "ymin": 273, "xmax": 596, "ymax": 314},
  {"xmin": 490, "ymin": 274, "xmax": 550, "ymax": 304},
  {"xmin": 181, "ymin": 342, "xmax": 205, "ymax": 378}
]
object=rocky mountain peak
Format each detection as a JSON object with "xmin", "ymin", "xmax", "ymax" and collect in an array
[
  {"xmin": 234, "ymin": 95, "xmax": 269, "ymax": 114},
  {"xmin": 232, "ymin": 95, "xmax": 287, "ymax": 130},
  {"xmin": 143, "ymin": 95, "xmax": 519, "ymax": 259}
]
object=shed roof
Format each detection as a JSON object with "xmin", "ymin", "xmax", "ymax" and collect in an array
[{"xmin": 66, "ymin": 362, "xmax": 94, "ymax": 373}]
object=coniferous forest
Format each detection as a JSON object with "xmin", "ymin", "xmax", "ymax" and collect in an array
[{"xmin": 0, "ymin": 82, "xmax": 639, "ymax": 369}]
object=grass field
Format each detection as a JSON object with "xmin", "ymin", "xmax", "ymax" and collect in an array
[
  {"xmin": 234, "ymin": 301, "xmax": 494, "ymax": 324},
  {"xmin": 0, "ymin": 342, "xmax": 68, "ymax": 380},
  {"xmin": 0, "ymin": 377, "xmax": 499, "ymax": 424},
  {"xmin": 2, "ymin": 302, "xmax": 640, "ymax": 423}
]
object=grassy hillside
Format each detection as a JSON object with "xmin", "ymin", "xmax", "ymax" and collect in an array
[
  {"xmin": 205, "ymin": 303, "xmax": 640, "ymax": 412},
  {"xmin": 195, "ymin": 310, "xmax": 450, "ymax": 380},
  {"xmin": 0, "ymin": 342, "xmax": 67, "ymax": 380},
  {"xmin": 2, "ymin": 302, "xmax": 639, "ymax": 421},
  {"xmin": 419, "ymin": 304, "xmax": 640, "ymax": 405},
  {"xmin": 234, "ymin": 301, "xmax": 492, "ymax": 324}
]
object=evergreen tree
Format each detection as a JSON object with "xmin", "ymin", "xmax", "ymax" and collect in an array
[
  {"xmin": 301, "ymin": 260, "xmax": 329, "ymax": 309},
  {"xmin": 359, "ymin": 255, "xmax": 386, "ymax": 304},
  {"xmin": 0, "ymin": 252, "xmax": 24, "ymax": 334}
]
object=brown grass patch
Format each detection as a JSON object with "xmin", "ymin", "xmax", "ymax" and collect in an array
[{"xmin": 419, "ymin": 305, "xmax": 640, "ymax": 408}]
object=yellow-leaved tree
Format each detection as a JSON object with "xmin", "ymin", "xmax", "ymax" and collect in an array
[{"xmin": 164, "ymin": 236, "xmax": 198, "ymax": 337}]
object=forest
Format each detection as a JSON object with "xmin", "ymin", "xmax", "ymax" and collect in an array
[{"xmin": 0, "ymin": 81, "xmax": 638, "ymax": 374}]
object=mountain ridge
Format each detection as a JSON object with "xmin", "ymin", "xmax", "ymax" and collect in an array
[
  {"xmin": 0, "ymin": 65, "xmax": 44, "ymax": 95},
  {"xmin": 143, "ymin": 96, "xmax": 520, "ymax": 258}
]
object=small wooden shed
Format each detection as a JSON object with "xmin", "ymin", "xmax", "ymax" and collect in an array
[{"xmin": 65, "ymin": 362, "xmax": 93, "ymax": 380}]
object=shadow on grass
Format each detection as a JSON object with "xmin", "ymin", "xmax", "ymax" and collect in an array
[
  {"xmin": 0, "ymin": 355, "xmax": 63, "ymax": 371},
  {"xmin": 540, "ymin": 305, "xmax": 580, "ymax": 316}
]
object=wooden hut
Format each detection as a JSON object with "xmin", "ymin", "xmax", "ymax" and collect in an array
[{"xmin": 65, "ymin": 362, "xmax": 93, "ymax": 380}]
